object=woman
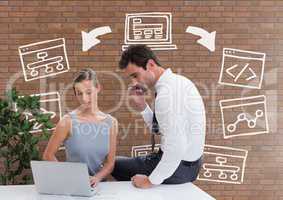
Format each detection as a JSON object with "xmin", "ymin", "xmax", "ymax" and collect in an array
[{"xmin": 43, "ymin": 68, "xmax": 118, "ymax": 187}]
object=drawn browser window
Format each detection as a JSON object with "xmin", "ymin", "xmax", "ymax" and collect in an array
[
  {"xmin": 122, "ymin": 12, "xmax": 177, "ymax": 51},
  {"xmin": 18, "ymin": 38, "xmax": 70, "ymax": 82},
  {"xmin": 197, "ymin": 145, "xmax": 248, "ymax": 184},
  {"xmin": 16, "ymin": 92, "xmax": 62, "ymax": 134},
  {"xmin": 218, "ymin": 48, "xmax": 266, "ymax": 89},
  {"xmin": 220, "ymin": 95, "xmax": 269, "ymax": 139}
]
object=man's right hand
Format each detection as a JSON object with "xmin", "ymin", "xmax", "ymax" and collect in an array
[{"xmin": 128, "ymin": 84, "xmax": 147, "ymax": 112}]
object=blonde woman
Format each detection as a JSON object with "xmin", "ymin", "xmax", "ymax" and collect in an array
[{"xmin": 43, "ymin": 68, "xmax": 118, "ymax": 187}]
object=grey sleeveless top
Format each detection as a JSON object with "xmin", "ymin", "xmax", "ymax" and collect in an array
[{"xmin": 63, "ymin": 111, "xmax": 113, "ymax": 176}]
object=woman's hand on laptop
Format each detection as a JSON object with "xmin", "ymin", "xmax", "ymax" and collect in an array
[{"xmin": 90, "ymin": 176, "xmax": 101, "ymax": 187}]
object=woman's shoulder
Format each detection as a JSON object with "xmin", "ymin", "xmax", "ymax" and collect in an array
[
  {"xmin": 63, "ymin": 110, "xmax": 76, "ymax": 120},
  {"xmin": 59, "ymin": 114, "xmax": 72, "ymax": 125},
  {"xmin": 57, "ymin": 110, "xmax": 77, "ymax": 126},
  {"xmin": 99, "ymin": 112, "xmax": 117, "ymax": 126},
  {"xmin": 53, "ymin": 113, "xmax": 72, "ymax": 135}
]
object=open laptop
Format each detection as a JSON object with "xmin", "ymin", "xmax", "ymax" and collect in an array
[
  {"xmin": 30, "ymin": 161, "xmax": 97, "ymax": 197},
  {"xmin": 122, "ymin": 12, "xmax": 177, "ymax": 51}
]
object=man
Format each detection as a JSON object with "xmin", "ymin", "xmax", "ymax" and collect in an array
[{"xmin": 111, "ymin": 45, "xmax": 206, "ymax": 189}]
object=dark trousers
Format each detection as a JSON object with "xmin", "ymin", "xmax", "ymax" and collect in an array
[{"xmin": 111, "ymin": 150, "xmax": 202, "ymax": 184}]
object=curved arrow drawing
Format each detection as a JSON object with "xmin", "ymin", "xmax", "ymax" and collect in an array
[
  {"xmin": 186, "ymin": 26, "xmax": 216, "ymax": 52},
  {"xmin": 82, "ymin": 26, "xmax": 112, "ymax": 52}
]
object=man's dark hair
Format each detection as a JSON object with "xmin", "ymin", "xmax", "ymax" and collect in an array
[{"xmin": 119, "ymin": 45, "xmax": 161, "ymax": 70}]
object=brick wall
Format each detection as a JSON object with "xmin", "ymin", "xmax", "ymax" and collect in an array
[{"xmin": 0, "ymin": 0, "xmax": 282, "ymax": 199}]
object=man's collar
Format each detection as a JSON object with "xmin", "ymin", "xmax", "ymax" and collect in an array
[{"xmin": 154, "ymin": 68, "xmax": 173, "ymax": 92}]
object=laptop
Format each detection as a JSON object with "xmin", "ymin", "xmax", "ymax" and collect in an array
[
  {"xmin": 122, "ymin": 12, "xmax": 177, "ymax": 51},
  {"xmin": 30, "ymin": 161, "xmax": 97, "ymax": 197}
]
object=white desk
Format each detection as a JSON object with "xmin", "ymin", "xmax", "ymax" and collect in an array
[{"xmin": 0, "ymin": 181, "xmax": 215, "ymax": 200}]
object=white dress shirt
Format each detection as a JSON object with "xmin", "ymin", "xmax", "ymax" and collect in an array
[{"xmin": 140, "ymin": 68, "xmax": 206, "ymax": 185}]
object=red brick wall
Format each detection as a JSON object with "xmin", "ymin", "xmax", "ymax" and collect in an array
[{"xmin": 0, "ymin": 1, "xmax": 282, "ymax": 199}]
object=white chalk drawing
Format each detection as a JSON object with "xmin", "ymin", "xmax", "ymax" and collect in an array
[
  {"xmin": 82, "ymin": 26, "xmax": 112, "ymax": 52},
  {"xmin": 198, "ymin": 144, "xmax": 248, "ymax": 184},
  {"xmin": 218, "ymin": 48, "xmax": 266, "ymax": 89},
  {"xmin": 122, "ymin": 12, "xmax": 177, "ymax": 51},
  {"xmin": 23, "ymin": 108, "xmax": 56, "ymax": 131},
  {"xmin": 186, "ymin": 26, "xmax": 216, "ymax": 52},
  {"xmin": 220, "ymin": 95, "xmax": 269, "ymax": 139},
  {"xmin": 16, "ymin": 92, "xmax": 62, "ymax": 133},
  {"xmin": 18, "ymin": 38, "xmax": 70, "ymax": 82},
  {"xmin": 131, "ymin": 144, "xmax": 161, "ymax": 157}
]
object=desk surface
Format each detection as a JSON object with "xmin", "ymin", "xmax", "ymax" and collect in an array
[{"xmin": 0, "ymin": 181, "xmax": 215, "ymax": 200}]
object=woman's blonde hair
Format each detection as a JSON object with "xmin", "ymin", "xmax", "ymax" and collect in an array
[{"xmin": 73, "ymin": 68, "xmax": 99, "ymax": 95}]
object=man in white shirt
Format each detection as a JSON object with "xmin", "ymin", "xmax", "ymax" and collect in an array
[{"xmin": 111, "ymin": 45, "xmax": 206, "ymax": 189}]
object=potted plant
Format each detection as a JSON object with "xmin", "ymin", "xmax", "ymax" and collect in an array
[{"xmin": 0, "ymin": 88, "xmax": 54, "ymax": 185}]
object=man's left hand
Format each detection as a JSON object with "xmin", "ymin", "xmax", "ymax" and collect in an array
[{"xmin": 131, "ymin": 174, "xmax": 154, "ymax": 189}]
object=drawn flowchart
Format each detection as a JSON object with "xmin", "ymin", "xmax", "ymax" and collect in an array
[
  {"xmin": 197, "ymin": 145, "xmax": 248, "ymax": 184},
  {"xmin": 18, "ymin": 38, "xmax": 70, "ymax": 82}
]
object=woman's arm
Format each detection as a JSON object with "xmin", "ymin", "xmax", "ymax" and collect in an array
[
  {"xmin": 42, "ymin": 115, "xmax": 71, "ymax": 161},
  {"xmin": 90, "ymin": 117, "xmax": 118, "ymax": 186}
]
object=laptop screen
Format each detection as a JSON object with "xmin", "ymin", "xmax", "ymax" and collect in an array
[{"xmin": 124, "ymin": 12, "xmax": 172, "ymax": 45}]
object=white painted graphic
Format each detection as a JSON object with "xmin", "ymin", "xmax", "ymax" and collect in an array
[
  {"xmin": 131, "ymin": 144, "xmax": 161, "ymax": 157},
  {"xmin": 16, "ymin": 92, "xmax": 62, "ymax": 133},
  {"xmin": 198, "ymin": 145, "xmax": 248, "ymax": 184},
  {"xmin": 218, "ymin": 48, "xmax": 266, "ymax": 89},
  {"xmin": 220, "ymin": 95, "xmax": 269, "ymax": 139},
  {"xmin": 122, "ymin": 12, "xmax": 177, "ymax": 51},
  {"xmin": 186, "ymin": 26, "xmax": 216, "ymax": 52},
  {"xmin": 18, "ymin": 38, "xmax": 70, "ymax": 82},
  {"xmin": 82, "ymin": 26, "xmax": 112, "ymax": 52}
]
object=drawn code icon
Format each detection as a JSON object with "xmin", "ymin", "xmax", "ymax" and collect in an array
[{"xmin": 218, "ymin": 48, "xmax": 266, "ymax": 89}]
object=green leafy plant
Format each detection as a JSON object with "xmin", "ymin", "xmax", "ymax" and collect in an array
[{"xmin": 0, "ymin": 88, "xmax": 54, "ymax": 185}]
